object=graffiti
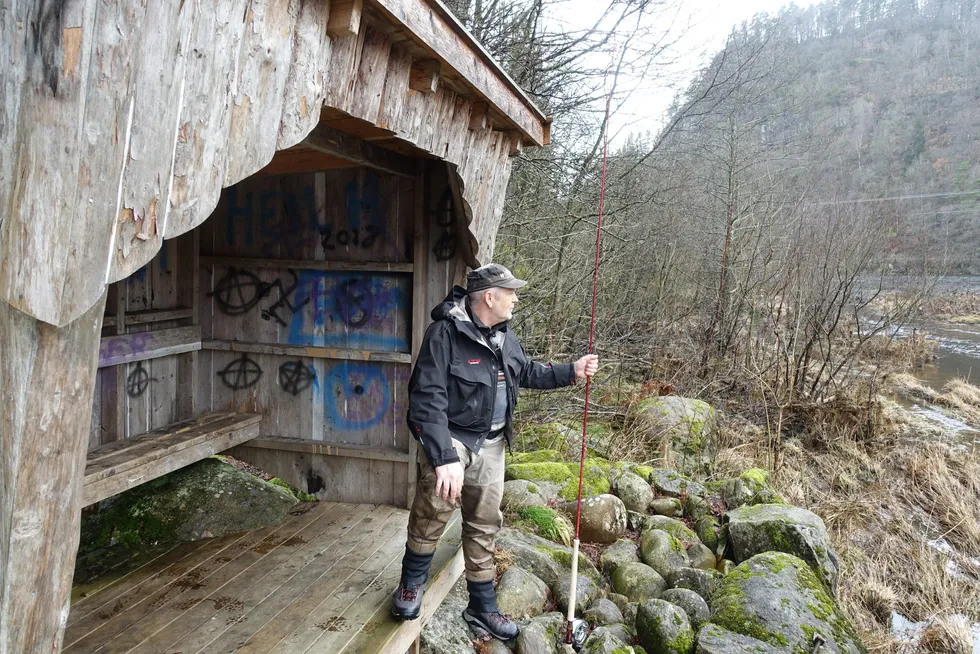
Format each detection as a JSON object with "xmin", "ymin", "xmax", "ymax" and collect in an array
[
  {"xmin": 217, "ymin": 355, "xmax": 263, "ymax": 390},
  {"xmin": 100, "ymin": 332, "xmax": 153, "ymax": 367},
  {"xmin": 279, "ymin": 360, "xmax": 316, "ymax": 396},
  {"xmin": 432, "ymin": 189, "xmax": 458, "ymax": 262},
  {"xmin": 323, "ymin": 362, "xmax": 390, "ymax": 430},
  {"xmin": 287, "ymin": 272, "xmax": 409, "ymax": 350},
  {"xmin": 126, "ymin": 362, "xmax": 154, "ymax": 398},
  {"xmin": 210, "ymin": 267, "xmax": 310, "ymax": 327},
  {"xmin": 224, "ymin": 172, "xmax": 387, "ymax": 257}
]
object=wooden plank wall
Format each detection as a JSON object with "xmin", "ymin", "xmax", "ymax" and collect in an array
[
  {"xmin": 89, "ymin": 231, "xmax": 199, "ymax": 449},
  {"xmin": 200, "ymin": 166, "xmax": 427, "ymax": 507}
]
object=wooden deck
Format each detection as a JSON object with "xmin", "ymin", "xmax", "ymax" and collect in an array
[{"xmin": 66, "ymin": 502, "xmax": 463, "ymax": 653}]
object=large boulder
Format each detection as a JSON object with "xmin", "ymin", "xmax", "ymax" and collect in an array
[
  {"xmin": 726, "ymin": 504, "xmax": 840, "ymax": 594},
  {"xmin": 582, "ymin": 626, "xmax": 637, "ymax": 654},
  {"xmin": 516, "ymin": 612, "xmax": 565, "ymax": 654},
  {"xmin": 503, "ymin": 479, "xmax": 561, "ymax": 510},
  {"xmin": 612, "ymin": 562, "xmax": 667, "ymax": 603},
  {"xmin": 80, "ymin": 458, "xmax": 300, "ymax": 552},
  {"xmin": 636, "ymin": 599, "xmax": 696, "ymax": 654},
  {"xmin": 661, "ymin": 588, "xmax": 710, "ymax": 630},
  {"xmin": 600, "ymin": 539, "xmax": 641, "ymax": 576},
  {"xmin": 558, "ymin": 494, "xmax": 627, "ymax": 544},
  {"xmin": 650, "ymin": 469, "xmax": 707, "ymax": 498},
  {"xmin": 496, "ymin": 528, "xmax": 600, "ymax": 594},
  {"xmin": 710, "ymin": 552, "xmax": 866, "ymax": 653},
  {"xmin": 685, "ymin": 542, "xmax": 717, "ymax": 571},
  {"xmin": 719, "ymin": 469, "xmax": 784, "ymax": 509},
  {"xmin": 616, "ymin": 471, "xmax": 655, "ymax": 513},
  {"xmin": 584, "ymin": 598, "xmax": 625, "ymax": 627},
  {"xmin": 640, "ymin": 530, "xmax": 691, "ymax": 577},
  {"xmin": 556, "ymin": 570, "xmax": 600, "ymax": 614},
  {"xmin": 635, "ymin": 397, "xmax": 718, "ymax": 474},
  {"xmin": 650, "ymin": 497, "xmax": 684, "ymax": 517},
  {"xmin": 665, "ymin": 567, "xmax": 721, "ymax": 601},
  {"xmin": 420, "ymin": 577, "xmax": 477, "ymax": 654},
  {"xmin": 496, "ymin": 566, "xmax": 550, "ymax": 619},
  {"xmin": 640, "ymin": 516, "xmax": 698, "ymax": 543},
  {"xmin": 694, "ymin": 624, "xmax": 780, "ymax": 654}
]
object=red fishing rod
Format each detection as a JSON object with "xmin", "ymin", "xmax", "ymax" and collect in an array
[{"xmin": 566, "ymin": 77, "xmax": 613, "ymax": 649}]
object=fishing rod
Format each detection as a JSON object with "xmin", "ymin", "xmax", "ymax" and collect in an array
[{"xmin": 565, "ymin": 70, "xmax": 613, "ymax": 651}]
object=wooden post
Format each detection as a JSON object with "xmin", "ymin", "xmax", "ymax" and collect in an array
[
  {"xmin": 176, "ymin": 229, "xmax": 201, "ymax": 419},
  {"xmin": 0, "ymin": 293, "xmax": 107, "ymax": 653},
  {"xmin": 408, "ymin": 161, "xmax": 430, "ymax": 509}
]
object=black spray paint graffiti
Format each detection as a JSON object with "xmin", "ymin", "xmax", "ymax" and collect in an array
[
  {"xmin": 278, "ymin": 360, "xmax": 316, "ymax": 396},
  {"xmin": 126, "ymin": 362, "xmax": 155, "ymax": 398},
  {"xmin": 217, "ymin": 355, "xmax": 263, "ymax": 390},
  {"xmin": 209, "ymin": 267, "xmax": 311, "ymax": 327},
  {"xmin": 433, "ymin": 189, "xmax": 458, "ymax": 262}
]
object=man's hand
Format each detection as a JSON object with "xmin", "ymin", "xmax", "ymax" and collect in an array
[
  {"xmin": 434, "ymin": 461, "xmax": 464, "ymax": 503},
  {"xmin": 574, "ymin": 354, "xmax": 599, "ymax": 381}
]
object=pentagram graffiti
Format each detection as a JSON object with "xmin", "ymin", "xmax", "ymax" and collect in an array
[
  {"xmin": 278, "ymin": 360, "xmax": 316, "ymax": 396},
  {"xmin": 209, "ymin": 267, "xmax": 310, "ymax": 327},
  {"xmin": 126, "ymin": 362, "xmax": 154, "ymax": 398},
  {"xmin": 217, "ymin": 355, "xmax": 263, "ymax": 390},
  {"xmin": 432, "ymin": 188, "xmax": 458, "ymax": 262}
]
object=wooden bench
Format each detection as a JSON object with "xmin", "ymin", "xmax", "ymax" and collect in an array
[{"xmin": 83, "ymin": 412, "xmax": 262, "ymax": 506}]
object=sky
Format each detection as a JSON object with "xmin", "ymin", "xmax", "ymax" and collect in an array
[{"xmin": 551, "ymin": 0, "xmax": 820, "ymax": 143}]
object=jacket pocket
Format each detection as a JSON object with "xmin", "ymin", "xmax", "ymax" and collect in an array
[{"xmin": 448, "ymin": 362, "xmax": 491, "ymax": 429}]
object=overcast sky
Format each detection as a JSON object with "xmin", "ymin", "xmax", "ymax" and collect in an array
[{"xmin": 551, "ymin": 0, "xmax": 820, "ymax": 143}]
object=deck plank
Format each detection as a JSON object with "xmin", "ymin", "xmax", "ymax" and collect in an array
[
  {"xmin": 267, "ymin": 511, "xmax": 409, "ymax": 653},
  {"xmin": 88, "ymin": 503, "xmax": 333, "ymax": 653},
  {"xmin": 125, "ymin": 502, "xmax": 357, "ymax": 653},
  {"xmin": 63, "ymin": 506, "xmax": 319, "ymax": 651},
  {"xmin": 230, "ymin": 509, "xmax": 407, "ymax": 654},
  {"xmin": 340, "ymin": 512, "xmax": 463, "ymax": 654}
]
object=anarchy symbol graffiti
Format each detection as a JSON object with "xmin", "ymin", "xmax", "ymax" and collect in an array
[
  {"xmin": 126, "ymin": 362, "xmax": 153, "ymax": 398},
  {"xmin": 217, "ymin": 355, "xmax": 263, "ymax": 390},
  {"xmin": 278, "ymin": 360, "xmax": 315, "ymax": 396}
]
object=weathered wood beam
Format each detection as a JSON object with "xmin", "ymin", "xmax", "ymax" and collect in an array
[
  {"xmin": 0, "ymin": 294, "xmax": 107, "ymax": 653},
  {"xmin": 368, "ymin": 0, "xmax": 547, "ymax": 145},
  {"xmin": 98, "ymin": 326, "xmax": 202, "ymax": 369},
  {"xmin": 509, "ymin": 131, "xmax": 524, "ymax": 156},
  {"xmin": 242, "ymin": 436, "xmax": 410, "ymax": 462},
  {"xmin": 327, "ymin": 0, "xmax": 364, "ymax": 38},
  {"xmin": 202, "ymin": 339, "xmax": 413, "ymax": 364},
  {"xmin": 408, "ymin": 59, "xmax": 440, "ymax": 94},
  {"xmin": 303, "ymin": 124, "xmax": 416, "ymax": 177},
  {"xmin": 200, "ymin": 255, "xmax": 414, "ymax": 274},
  {"xmin": 468, "ymin": 101, "xmax": 489, "ymax": 131}
]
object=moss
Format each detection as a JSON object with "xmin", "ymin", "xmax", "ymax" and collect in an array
[
  {"xmin": 515, "ymin": 423, "xmax": 569, "ymax": 451},
  {"xmin": 630, "ymin": 464, "xmax": 655, "ymax": 481},
  {"xmin": 740, "ymin": 468, "xmax": 769, "ymax": 488},
  {"xmin": 269, "ymin": 477, "xmax": 318, "ymax": 502},
  {"xmin": 515, "ymin": 506, "xmax": 571, "ymax": 545},
  {"xmin": 534, "ymin": 544, "xmax": 573, "ymax": 569},
  {"xmin": 507, "ymin": 449, "xmax": 564, "ymax": 465},
  {"xmin": 506, "ymin": 462, "xmax": 574, "ymax": 484},
  {"xmin": 527, "ymin": 483, "xmax": 539, "ymax": 494},
  {"xmin": 558, "ymin": 458, "xmax": 611, "ymax": 501}
]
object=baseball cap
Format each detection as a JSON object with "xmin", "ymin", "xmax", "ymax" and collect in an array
[{"xmin": 466, "ymin": 264, "xmax": 527, "ymax": 293}]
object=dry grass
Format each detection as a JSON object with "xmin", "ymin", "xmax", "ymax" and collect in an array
[{"xmin": 916, "ymin": 616, "xmax": 974, "ymax": 653}]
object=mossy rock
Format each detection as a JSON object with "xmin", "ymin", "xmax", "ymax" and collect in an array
[
  {"xmin": 719, "ymin": 470, "xmax": 785, "ymax": 509},
  {"xmin": 515, "ymin": 422, "xmax": 571, "ymax": 452},
  {"xmin": 661, "ymin": 588, "xmax": 709, "ymax": 631},
  {"xmin": 496, "ymin": 527, "xmax": 600, "ymax": 593},
  {"xmin": 559, "ymin": 458, "xmax": 612, "ymax": 501},
  {"xmin": 709, "ymin": 552, "xmax": 866, "ymax": 653},
  {"xmin": 505, "ymin": 462, "xmax": 574, "ymax": 485},
  {"xmin": 694, "ymin": 623, "xmax": 780, "ymax": 653},
  {"xmin": 641, "ymin": 516, "xmax": 698, "ymax": 544},
  {"xmin": 78, "ymin": 458, "xmax": 298, "ymax": 563},
  {"xmin": 601, "ymin": 539, "xmax": 641, "ymax": 576},
  {"xmin": 631, "ymin": 464, "xmax": 656, "ymax": 482},
  {"xmin": 650, "ymin": 469, "xmax": 707, "ymax": 498},
  {"xmin": 616, "ymin": 470, "xmax": 655, "ymax": 513},
  {"xmin": 558, "ymin": 494, "xmax": 627, "ymax": 544},
  {"xmin": 640, "ymin": 530, "xmax": 691, "ymax": 578},
  {"xmin": 513, "ymin": 506, "xmax": 573, "ymax": 545},
  {"xmin": 634, "ymin": 397, "xmax": 719, "ymax": 475},
  {"xmin": 515, "ymin": 611, "xmax": 566, "ymax": 653},
  {"xmin": 636, "ymin": 598, "xmax": 695, "ymax": 654},
  {"xmin": 507, "ymin": 449, "xmax": 564, "ymax": 465},
  {"xmin": 582, "ymin": 625, "xmax": 638, "ymax": 654},
  {"xmin": 268, "ymin": 477, "xmax": 317, "ymax": 502},
  {"xmin": 726, "ymin": 504, "xmax": 840, "ymax": 595},
  {"xmin": 612, "ymin": 562, "xmax": 667, "ymax": 603}
]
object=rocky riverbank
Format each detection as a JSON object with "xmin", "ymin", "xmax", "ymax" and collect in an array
[{"xmin": 421, "ymin": 397, "xmax": 868, "ymax": 654}]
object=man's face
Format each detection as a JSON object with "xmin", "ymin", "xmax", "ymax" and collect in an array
[{"xmin": 487, "ymin": 287, "xmax": 519, "ymax": 324}]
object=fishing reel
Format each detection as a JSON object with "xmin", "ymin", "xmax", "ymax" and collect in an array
[{"xmin": 565, "ymin": 618, "xmax": 588, "ymax": 650}]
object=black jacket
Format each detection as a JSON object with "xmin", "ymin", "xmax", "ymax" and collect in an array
[{"xmin": 407, "ymin": 286, "xmax": 576, "ymax": 467}]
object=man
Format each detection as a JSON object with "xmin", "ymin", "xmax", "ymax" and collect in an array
[{"xmin": 391, "ymin": 263, "xmax": 599, "ymax": 640}]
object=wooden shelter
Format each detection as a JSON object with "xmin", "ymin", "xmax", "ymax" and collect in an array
[{"xmin": 0, "ymin": 1, "xmax": 548, "ymax": 651}]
